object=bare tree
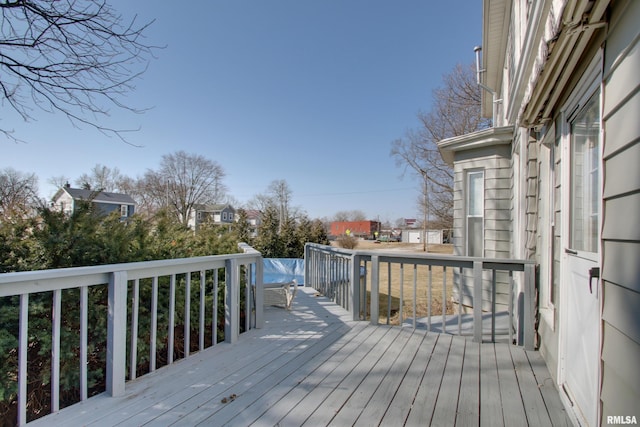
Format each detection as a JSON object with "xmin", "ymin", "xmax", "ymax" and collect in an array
[
  {"xmin": 247, "ymin": 193, "xmax": 275, "ymax": 213},
  {"xmin": 391, "ymin": 63, "xmax": 490, "ymax": 230},
  {"xmin": 48, "ymin": 175, "xmax": 70, "ymax": 190},
  {"xmin": 75, "ymin": 164, "xmax": 123, "ymax": 192},
  {"xmin": 0, "ymin": 168, "xmax": 40, "ymax": 218},
  {"xmin": 0, "ymin": 0, "xmax": 157, "ymax": 142},
  {"xmin": 268, "ymin": 179, "xmax": 292, "ymax": 228},
  {"xmin": 119, "ymin": 173, "xmax": 164, "ymax": 218},
  {"xmin": 146, "ymin": 151, "xmax": 227, "ymax": 225},
  {"xmin": 333, "ymin": 210, "xmax": 367, "ymax": 222}
]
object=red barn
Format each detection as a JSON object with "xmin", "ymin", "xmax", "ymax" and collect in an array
[{"xmin": 330, "ymin": 221, "xmax": 381, "ymax": 239}]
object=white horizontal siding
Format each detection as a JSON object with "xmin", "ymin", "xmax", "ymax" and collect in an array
[{"xmin": 601, "ymin": 0, "xmax": 640, "ymax": 423}]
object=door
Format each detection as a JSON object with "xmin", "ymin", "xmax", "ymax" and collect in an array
[{"xmin": 561, "ymin": 90, "xmax": 601, "ymax": 427}]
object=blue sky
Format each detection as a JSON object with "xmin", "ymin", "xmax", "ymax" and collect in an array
[{"xmin": 1, "ymin": 1, "xmax": 481, "ymax": 223}]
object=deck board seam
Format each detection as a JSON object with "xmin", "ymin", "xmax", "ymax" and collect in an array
[
  {"xmin": 207, "ymin": 322, "xmax": 374, "ymax": 426},
  {"xmin": 165, "ymin": 322, "xmax": 357, "ymax": 425}
]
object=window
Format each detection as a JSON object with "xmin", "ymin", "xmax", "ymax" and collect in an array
[
  {"xmin": 466, "ymin": 170, "xmax": 484, "ymax": 257},
  {"xmin": 569, "ymin": 91, "xmax": 600, "ymax": 254},
  {"xmin": 120, "ymin": 204, "xmax": 128, "ymax": 217}
]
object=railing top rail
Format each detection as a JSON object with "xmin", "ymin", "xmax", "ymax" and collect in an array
[
  {"xmin": 305, "ymin": 243, "xmax": 534, "ymax": 269},
  {"xmin": 0, "ymin": 251, "xmax": 262, "ymax": 297}
]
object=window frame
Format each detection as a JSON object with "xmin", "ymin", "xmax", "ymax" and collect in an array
[{"xmin": 465, "ymin": 169, "xmax": 485, "ymax": 257}]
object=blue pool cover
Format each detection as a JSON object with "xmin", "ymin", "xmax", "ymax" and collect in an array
[{"xmin": 262, "ymin": 258, "xmax": 305, "ymax": 285}]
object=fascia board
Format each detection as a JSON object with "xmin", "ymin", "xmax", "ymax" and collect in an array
[
  {"xmin": 482, "ymin": 0, "xmax": 511, "ymax": 117},
  {"xmin": 437, "ymin": 125, "xmax": 514, "ymax": 165}
]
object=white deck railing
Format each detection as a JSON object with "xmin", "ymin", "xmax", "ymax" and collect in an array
[
  {"xmin": 0, "ymin": 246, "xmax": 263, "ymax": 426},
  {"xmin": 304, "ymin": 243, "xmax": 535, "ymax": 350}
]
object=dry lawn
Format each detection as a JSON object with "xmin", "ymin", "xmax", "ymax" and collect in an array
[{"xmin": 332, "ymin": 240, "xmax": 455, "ymax": 325}]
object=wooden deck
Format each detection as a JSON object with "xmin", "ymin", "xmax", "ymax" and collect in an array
[{"xmin": 31, "ymin": 287, "xmax": 571, "ymax": 426}]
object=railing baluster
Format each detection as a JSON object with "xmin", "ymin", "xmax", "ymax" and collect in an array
[
  {"xmin": 51, "ymin": 289, "xmax": 61, "ymax": 413},
  {"xmin": 250, "ymin": 263, "xmax": 255, "ymax": 328},
  {"xmin": 80, "ymin": 286, "xmax": 88, "ymax": 400},
  {"xmin": 255, "ymin": 260, "xmax": 264, "ymax": 329},
  {"xmin": 130, "ymin": 279, "xmax": 139, "ymax": 380},
  {"xmin": 350, "ymin": 254, "xmax": 361, "ymax": 321},
  {"xmin": 387, "ymin": 263, "xmax": 392, "ymax": 325},
  {"xmin": 168, "ymin": 274, "xmax": 176, "ymax": 364},
  {"xmin": 18, "ymin": 294, "xmax": 28, "ymax": 426},
  {"xmin": 427, "ymin": 265, "xmax": 432, "ymax": 332},
  {"xmin": 399, "ymin": 263, "xmax": 404, "ymax": 326},
  {"xmin": 338, "ymin": 256, "xmax": 342, "ymax": 308},
  {"xmin": 346, "ymin": 257, "xmax": 350, "ymax": 310},
  {"xmin": 491, "ymin": 269, "xmax": 497, "ymax": 343},
  {"xmin": 199, "ymin": 270, "xmax": 206, "ymax": 351},
  {"xmin": 442, "ymin": 266, "xmax": 447, "ymax": 334},
  {"xmin": 364, "ymin": 260, "xmax": 369, "ymax": 319},
  {"xmin": 337, "ymin": 257, "xmax": 342, "ymax": 306},
  {"xmin": 184, "ymin": 273, "xmax": 191, "ymax": 358},
  {"xmin": 458, "ymin": 267, "xmax": 462, "ymax": 335},
  {"xmin": 213, "ymin": 268, "xmax": 219, "ymax": 346},
  {"xmin": 151, "ymin": 276, "xmax": 158, "ymax": 372},
  {"xmin": 473, "ymin": 261, "xmax": 483, "ymax": 343},
  {"xmin": 244, "ymin": 265, "xmax": 250, "ymax": 332},
  {"xmin": 508, "ymin": 270, "xmax": 514, "ymax": 345},
  {"xmin": 412, "ymin": 264, "xmax": 417, "ymax": 330}
]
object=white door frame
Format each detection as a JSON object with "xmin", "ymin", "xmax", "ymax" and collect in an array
[{"xmin": 557, "ymin": 51, "xmax": 604, "ymax": 427}]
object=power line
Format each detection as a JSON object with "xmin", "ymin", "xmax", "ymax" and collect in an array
[{"xmin": 295, "ymin": 187, "xmax": 416, "ymax": 198}]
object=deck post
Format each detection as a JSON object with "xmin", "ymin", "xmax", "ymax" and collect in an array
[
  {"xmin": 473, "ymin": 261, "xmax": 483, "ymax": 343},
  {"xmin": 255, "ymin": 256, "xmax": 264, "ymax": 329},
  {"xmin": 350, "ymin": 254, "xmax": 361, "ymax": 321},
  {"xmin": 107, "ymin": 270, "xmax": 127, "ymax": 397},
  {"xmin": 225, "ymin": 258, "xmax": 240, "ymax": 344},
  {"xmin": 370, "ymin": 255, "xmax": 379, "ymax": 325},
  {"xmin": 523, "ymin": 264, "xmax": 535, "ymax": 350},
  {"xmin": 304, "ymin": 244, "xmax": 311, "ymax": 291},
  {"xmin": 18, "ymin": 294, "xmax": 28, "ymax": 426}
]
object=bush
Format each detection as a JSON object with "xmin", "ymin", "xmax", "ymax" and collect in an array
[{"xmin": 336, "ymin": 234, "xmax": 358, "ymax": 249}]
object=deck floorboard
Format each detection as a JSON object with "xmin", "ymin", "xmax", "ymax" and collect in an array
[{"xmin": 29, "ymin": 287, "xmax": 571, "ymax": 427}]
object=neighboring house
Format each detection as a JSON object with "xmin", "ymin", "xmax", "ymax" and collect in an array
[
  {"xmin": 403, "ymin": 218, "xmax": 418, "ymax": 228},
  {"xmin": 51, "ymin": 185, "xmax": 135, "ymax": 219},
  {"xmin": 401, "ymin": 229, "xmax": 443, "ymax": 245},
  {"xmin": 188, "ymin": 204, "xmax": 236, "ymax": 231},
  {"xmin": 245, "ymin": 209, "xmax": 262, "ymax": 238},
  {"xmin": 329, "ymin": 221, "xmax": 381, "ymax": 239},
  {"xmin": 438, "ymin": 1, "xmax": 638, "ymax": 425}
]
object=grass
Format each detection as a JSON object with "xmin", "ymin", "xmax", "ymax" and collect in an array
[{"xmin": 332, "ymin": 240, "xmax": 455, "ymax": 325}]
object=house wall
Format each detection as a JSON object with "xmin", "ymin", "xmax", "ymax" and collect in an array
[
  {"xmin": 401, "ymin": 230, "xmax": 442, "ymax": 244},
  {"xmin": 330, "ymin": 221, "xmax": 380, "ymax": 238},
  {"xmin": 535, "ymin": 125, "xmax": 562, "ymax": 383},
  {"xmin": 600, "ymin": 0, "xmax": 640, "ymax": 421},
  {"xmin": 94, "ymin": 202, "xmax": 132, "ymax": 218},
  {"xmin": 452, "ymin": 145, "xmax": 512, "ymax": 311},
  {"xmin": 54, "ymin": 193, "xmax": 74, "ymax": 215},
  {"xmin": 214, "ymin": 207, "xmax": 235, "ymax": 223}
]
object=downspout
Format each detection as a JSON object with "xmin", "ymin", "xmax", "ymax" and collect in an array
[{"xmin": 474, "ymin": 46, "xmax": 501, "ymax": 126}]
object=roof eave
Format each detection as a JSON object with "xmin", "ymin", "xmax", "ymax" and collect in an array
[
  {"xmin": 437, "ymin": 125, "xmax": 514, "ymax": 165},
  {"xmin": 481, "ymin": 0, "xmax": 511, "ymax": 118}
]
